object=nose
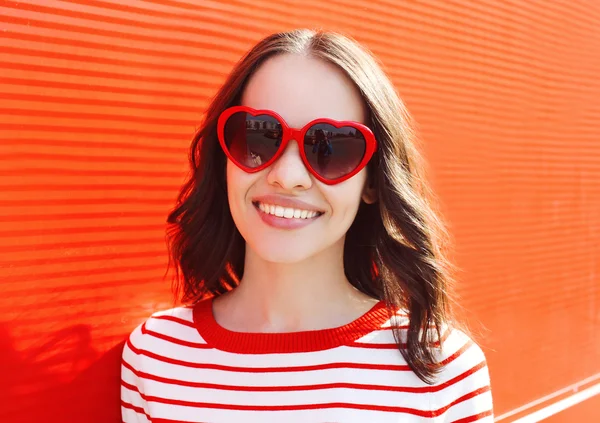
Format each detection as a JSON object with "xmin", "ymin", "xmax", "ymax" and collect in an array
[{"xmin": 266, "ymin": 138, "xmax": 313, "ymax": 190}]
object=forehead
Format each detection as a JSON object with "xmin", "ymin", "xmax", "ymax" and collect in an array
[{"xmin": 240, "ymin": 53, "xmax": 367, "ymax": 128}]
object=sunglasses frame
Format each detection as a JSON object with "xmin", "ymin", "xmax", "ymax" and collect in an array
[{"xmin": 217, "ymin": 105, "xmax": 378, "ymax": 185}]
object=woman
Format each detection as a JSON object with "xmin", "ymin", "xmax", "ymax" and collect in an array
[
  {"xmin": 121, "ymin": 29, "xmax": 493, "ymax": 422},
  {"xmin": 312, "ymin": 128, "xmax": 333, "ymax": 172}
]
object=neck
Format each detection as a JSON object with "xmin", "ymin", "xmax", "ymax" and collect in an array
[{"xmin": 214, "ymin": 240, "xmax": 378, "ymax": 333}]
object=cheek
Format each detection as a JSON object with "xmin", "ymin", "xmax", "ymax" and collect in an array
[
  {"xmin": 226, "ymin": 161, "xmax": 263, "ymax": 222},
  {"xmin": 226, "ymin": 161, "xmax": 251, "ymax": 197},
  {"xmin": 324, "ymin": 171, "xmax": 367, "ymax": 223},
  {"xmin": 226, "ymin": 162, "xmax": 249, "ymax": 215}
]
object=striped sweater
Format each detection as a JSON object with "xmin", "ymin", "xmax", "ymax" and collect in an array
[{"xmin": 121, "ymin": 297, "xmax": 494, "ymax": 422}]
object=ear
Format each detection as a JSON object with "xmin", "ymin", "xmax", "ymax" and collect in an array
[{"xmin": 361, "ymin": 175, "xmax": 377, "ymax": 204}]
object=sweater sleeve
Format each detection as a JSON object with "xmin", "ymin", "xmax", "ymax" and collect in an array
[
  {"xmin": 120, "ymin": 321, "xmax": 151, "ymax": 423},
  {"xmin": 435, "ymin": 329, "xmax": 495, "ymax": 422}
]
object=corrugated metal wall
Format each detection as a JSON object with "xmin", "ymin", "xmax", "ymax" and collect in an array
[{"xmin": 1, "ymin": 1, "xmax": 599, "ymax": 422}]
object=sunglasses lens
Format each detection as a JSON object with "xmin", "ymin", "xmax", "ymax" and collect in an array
[
  {"xmin": 304, "ymin": 124, "xmax": 366, "ymax": 180},
  {"xmin": 223, "ymin": 112, "xmax": 283, "ymax": 168}
]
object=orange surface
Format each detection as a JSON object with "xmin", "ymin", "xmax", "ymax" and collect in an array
[
  {"xmin": 1, "ymin": 1, "xmax": 599, "ymax": 422},
  {"xmin": 543, "ymin": 393, "xmax": 600, "ymax": 423}
]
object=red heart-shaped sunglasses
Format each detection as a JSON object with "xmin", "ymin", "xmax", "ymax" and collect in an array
[{"xmin": 217, "ymin": 106, "xmax": 378, "ymax": 185}]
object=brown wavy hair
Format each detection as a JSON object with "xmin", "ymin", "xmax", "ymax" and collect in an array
[{"xmin": 165, "ymin": 29, "xmax": 462, "ymax": 384}]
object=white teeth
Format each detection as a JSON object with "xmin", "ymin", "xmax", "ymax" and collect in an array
[{"xmin": 256, "ymin": 202, "xmax": 321, "ymax": 219}]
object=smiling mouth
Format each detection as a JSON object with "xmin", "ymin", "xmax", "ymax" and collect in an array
[{"xmin": 252, "ymin": 201, "xmax": 324, "ymax": 219}]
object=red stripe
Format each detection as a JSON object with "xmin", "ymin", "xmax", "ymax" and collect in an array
[
  {"xmin": 441, "ymin": 385, "xmax": 493, "ymax": 414},
  {"xmin": 0, "ymin": 1, "xmax": 251, "ymax": 45},
  {"xmin": 0, "ymin": 106, "xmax": 193, "ymax": 126},
  {"xmin": 1, "ymin": 58, "xmax": 204, "ymax": 89},
  {"xmin": 152, "ymin": 314, "xmax": 196, "ymax": 327},
  {"xmin": 1, "ymin": 122, "xmax": 183, "ymax": 139},
  {"xmin": 121, "ymin": 356, "xmax": 488, "ymax": 394},
  {"xmin": 353, "ymin": 326, "xmax": 451, "ymax": 349},
  {"xmin": 435, "ymin": 361, "xmax": 489, "ymax": 391},
  {"xmin": 0, "ymin": 154, "xmax": 179, "ymax": 170},
  {"xmin": 441, "ymin": 340, "xmax": 474, "ymax": 365},
  {"xmin": 0, "ymin": 167, "xmax": 180, "ymax": 179},
  {"xmin": 123, "ymin": 384, "xmax": 489, "ymax": 416},
  {"xmin": 126, "ymin": 337, "xmax": 413, "ymax": 372},
  {"xmin": 0, "ymin": 91, "xmax": 197, "ymax": 113},
  {"xmin": 141, "ymin": 322, "xmax": 212, "ymax": 349},
  {"xmin": 122, "ymin": 380, "xmax": 142, "ymax": 394},
  {"xmin": 153, "ymin": 420, "xmax": 207, "ymax": 423},
  {"xmin": 0, "ymin": 16, "xmax": 231, "ymax": 67},
  {"xmin": 121, "ymin": 377, "xmax": 490, "ymax": 417},
  {"xmin": 351, "ymin": 342, "xmax": 405, "ymax": 349},
  {"xmin": 0, "ymin": 137, "xmax": 181, "ymax": 155},
  {"xmin": 127, "ymin": 388, "xmax": 438, "ymax": 416},
  {"xmin": 0, "ymin": 45, "xmax": 206, "ymax": 91},
  {"xmin": 121, "ymin": 399, "xmax": 151, "ymax": 421},
  {"xmin": 124, "ymin": 334, "xmax": 473, "ymax": 374},
  {"xmin": 2, "ymin": 182, "xmax": 173, "ymax": 192},
  {"xmin": 1, "ymin": 74, "xmax": 204, "ymax": 101},
  {"xmin": 451, "ymin": 409, "xmax": 494, "ymax": 423}
]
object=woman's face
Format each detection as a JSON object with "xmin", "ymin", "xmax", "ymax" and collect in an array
[{"xmin": 226, "ymin": 53, "xmax": 375, "ymax": 263}]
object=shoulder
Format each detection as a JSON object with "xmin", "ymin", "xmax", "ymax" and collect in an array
[
  {"xmin": 120, "ymin": 305, "xmax": 198, "ymax": 420},
  {"xmin": 361, "ymin": 315, "xmax": 494, "ymax": 420},
  {"xmin": 121, "ymin": 305, "xmax": 199, "ymax": 363},
  {"xmin": 437, "ymin": 327, "xmax": 490, "ymax": 375},
  {"xmin": 126, "ymin": 305, "xmax": 195, "ymax": 339},
  {"xmin": 430, "ymin": 327, "xmax": 494, "ymax": 421}
]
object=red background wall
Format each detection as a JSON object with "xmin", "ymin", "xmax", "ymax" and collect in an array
[{"xmin": 1, "ymin": 1, "xmax": 599, "ymax": 422}]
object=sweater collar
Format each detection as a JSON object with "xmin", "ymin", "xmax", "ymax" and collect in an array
[{"xmin": 193, "ymin": 296, "xmax": 392, "ymax": 354}]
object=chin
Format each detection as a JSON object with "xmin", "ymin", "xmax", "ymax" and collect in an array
[{"xmin": 250, "ymin": 242, "xmax": 317, "ymax": 264}]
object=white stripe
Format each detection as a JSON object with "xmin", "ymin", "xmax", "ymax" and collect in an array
[
  {"xmin": 509, "ymin": 382, "xmax": 600, "ymax": 423},
  {"xmin": 379, "ymin": 314, "xmax": 409, "ymax": 328},
  {"xmin": 143, "ymin": 379, "xmax": 438, "ymax": 408},
  {"xmin": 136, "ymin": 334, "xmax": 409, "ymax": 366},
  {"xmin": 357, "ymin": 321, "xmax": 450, "ymax": 346},
  {"xmin": 127, "ymin": 355, "xmax": 424, "ymax": 388},
  {"xmin": 436, "ymin": 390, "xmax": 494, "ymax": 421},
  {"xmin": 121, "ymin": 362, "xmax": 143, "ymax": 389},
  {"xmin": 150, "ymin": 306, "xmax": 193, "ymax": 319},
  {"xmin": 121, "ymin": 406, "xmax": 150, "ymax": 423},
  {"xmin": 137, "ymin": 325, "xmax": 468, "ymax": 367},
  {"xmin": 127, "ymin": 336, "xmax": 481, "ymax": 387},
  {"xmin": 121, "ymin": 384, "xmax": 149, "ymax": 416},
  {"xmin": 126, "ymin": 328, "xmax": 481, "ymax": 388},
  {"xmin": 495, "ymin": 372, "xmax": 600, "ymax": 421},
  {"xmin": 125, "ymin": 351, "xmax": 489, "ymax": 410},
  {"xmin": 144, "ymin": 317, "xmax": 204, "ymax": 342}
]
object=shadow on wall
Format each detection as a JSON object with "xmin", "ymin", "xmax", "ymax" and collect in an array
[{"xmin": 0, "ymin": 323, "xmax": 123, "ymax": 423}]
